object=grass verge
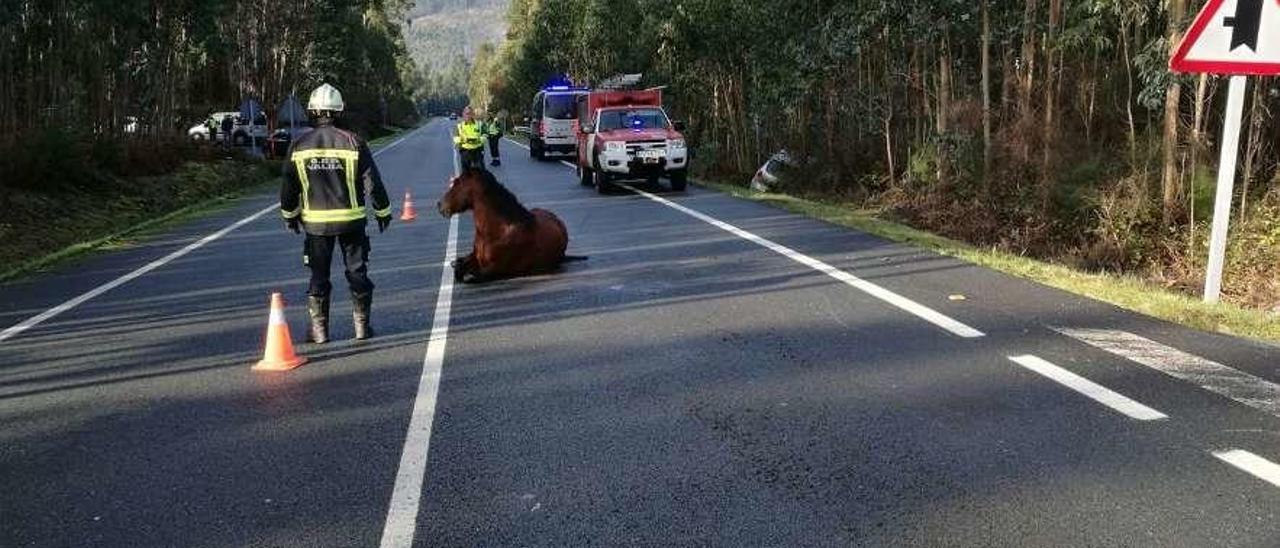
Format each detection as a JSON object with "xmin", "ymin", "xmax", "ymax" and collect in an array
[
  {"xmin": 368, "ymin": 124, "xmax": 414, "ymax": 148},
  {"xmin": 0, "ymin": 159, "xmax": 277, "ymax": 283},
  {"xmin": 697, "ymin": 180, "xmax": 1280, "ymax": 343},
  {"xmin": 1, "ymin": 125, "xmax": 421, "ymax": 284}
]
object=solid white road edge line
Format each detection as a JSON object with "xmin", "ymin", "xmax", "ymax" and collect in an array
[
  {"xmin": 0, "ymin": 205, "xmax": 275, "ymax": 343},
  {"xmin": 617, "ymin": 181, "xmax": 984, "ymax": 338},
  {"xmin": 1213, "ymin": 449, "xmax": 1280, "ymax": 489},
  {"xmin": 378, "ymin": 141, "xmax": 461, "ymax": 548},
  {"xmin": 510, "ymin": 134, "xmax": 980, "ymax": 338},
  {"xmin": 1009, "ymin": 355, "xmax": 1168, "ymax": 421},
  {"xmin": 0, "ymin": 124, "xmax": 429, "ymax": 344},
  {"xmin": 1057, "ymin": 327, "xmax": 1280, "ymax": 419}
]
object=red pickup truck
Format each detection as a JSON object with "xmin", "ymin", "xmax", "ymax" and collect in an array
[{"xmin": 573, "ymin": 90, "xmax": 689, "ymax": 193}]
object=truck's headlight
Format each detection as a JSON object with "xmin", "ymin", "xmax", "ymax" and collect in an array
[
  {"xmin": 605, "ymin": 141, "xmax": 625, "ymax": 152},
  {"xmin": 668, "ymin": 139, "xmax": 686, "ymax": 150}
]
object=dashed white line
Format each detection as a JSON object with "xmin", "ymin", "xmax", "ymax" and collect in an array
[
  {"xmin": 0, "ymin": 125, "xmax": 428, "ymax": 344},
  {"xmin": 378, "ymin": 141, "xmax": 461, "ymax": 548},
  {"xmin": 1057, "ymin": 328, "xmax": 1280, "ymax": 419},
  {"xmin": 1009, "ymin": 354, "xmax": 1168, "ymax": 421},
  {"xmin": 1213, "ymin": 449, "xmax": 1280, "ymax": 489},
  {"xmin": 615, "ymin": 182, "xmax": 984, "ymax": 338}
]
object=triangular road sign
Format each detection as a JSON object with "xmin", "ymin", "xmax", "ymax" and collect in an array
[{"xmin": 1171, "ymin": 0, "xmax": 1280, "ymax": 74}]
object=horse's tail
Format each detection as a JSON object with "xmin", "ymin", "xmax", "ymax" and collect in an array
[{"xmin": 561, "ymin": 255, "xmax": 589, "ymax": 263}]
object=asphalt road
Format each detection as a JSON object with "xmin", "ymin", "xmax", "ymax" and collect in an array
[{"xmin": 4, "ymin": 118, "xmax": 1280, "ymax": 547}]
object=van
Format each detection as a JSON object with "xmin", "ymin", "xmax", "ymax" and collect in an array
[{"xmin": 528, "ymin": 87, "xmax": 588, "ymax": 160}]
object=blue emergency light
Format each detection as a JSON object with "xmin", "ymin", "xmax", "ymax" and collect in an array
[{"xmin": 543, "ymin": 75, "xmax": 582, "ymax": 92}]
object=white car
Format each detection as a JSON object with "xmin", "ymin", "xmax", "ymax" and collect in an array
[
  {"xmin": 750, "ymin": 151, "xmax": 797, "ymax": 192},
  {"xmin": 188, "ymin": 112, "xmax": 238, "ymax": 142},
  {"xmin": 528, "ymin": 86, "xmax": 588, "ymax": 160},
  {"xmin": 188, "ymin": 112, "xmax": 266, "ymax": 145}
]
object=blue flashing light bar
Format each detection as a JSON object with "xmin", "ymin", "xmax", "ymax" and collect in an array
[{"xmin": 543, "ymin": 75, "xmax": 586, "ymax": 93}]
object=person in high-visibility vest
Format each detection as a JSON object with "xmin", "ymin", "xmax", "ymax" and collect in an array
[
  {"xmin": 482, "ymin": 111, "xmax": 504, "ymax": 167},
  {"xmin": 453, "ymin": 106, "xmax": 485, "ymax": 170},
  {"xmin": 280, "ymin": 83, "xmax": 393, "ymax": 344}
]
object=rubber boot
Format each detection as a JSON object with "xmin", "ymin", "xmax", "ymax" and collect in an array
[
  {"xmin": 491, "ymin": 158, "xmax": 500, "ymax": 167},
  {"xmin": 307, "ymin": 295, "xmax": 330, "ymax": 344},
  {"xmin": 353, "ymin": 291, "xmax": 375, "ymax": 341}
]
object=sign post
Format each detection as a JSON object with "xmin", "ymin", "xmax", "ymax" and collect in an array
[
  {"xmin": 1203, "ymin": 75, "xmax": 1247, "ymax": 303},
  {"xmin": 1170, "ymin": 0, "xmax": 1280, "ymax": 303}
]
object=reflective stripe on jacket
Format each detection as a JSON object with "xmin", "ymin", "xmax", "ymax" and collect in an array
[
  {"xmin": 454, "ymin": 121, "xmax": 485, "ymax": 150},
  {"xmin": 481, "ymin": 120, "xmax": 502, "ymax": 138},
  {"xmin": 280, "ymin": 123, "xmax": 392, "ymax": 236}
]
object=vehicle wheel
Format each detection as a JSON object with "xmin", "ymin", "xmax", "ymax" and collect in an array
[
  {"xmin": 233, "ymin": 133, "xmax": 246, "ymax": 146},
  {"xmin": 670, "ymin": 170, "xmax": 688, "ymax": 192},
  {"xmin": 531, "ymin": 140, "xmax": 545, "ymax": 161},
  {"xmin": 593, "ymin": 170, "xmax": 613, "ymax": 194},
  {"xmin": 578, "ymin": 164, "xmax": 593, "ymax": 187}
]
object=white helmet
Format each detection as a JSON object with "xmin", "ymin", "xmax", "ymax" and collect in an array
[{"xmin": 308, "ymin": 83, "xmax": 344, "ymax": 112}]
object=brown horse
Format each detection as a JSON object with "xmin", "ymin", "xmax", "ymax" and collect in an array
[{"xmin": 437, "ymin": 168, "xmax": 582, "ymax": 283}]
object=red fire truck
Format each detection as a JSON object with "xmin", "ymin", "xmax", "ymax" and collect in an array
[{"xmin": 573, "ymin": 89, "xmax": 689, "ymax": 193}]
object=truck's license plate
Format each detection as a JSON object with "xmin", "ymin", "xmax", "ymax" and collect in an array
[{"xmin": 638, "ymin": 149, "xmax": 664, "ymax": 162}]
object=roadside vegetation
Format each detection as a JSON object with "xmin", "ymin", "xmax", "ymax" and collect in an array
[
  {"xmin": 1, "ymin": 1, "xmax": 421, "ymax": 278},
  {"xmin": 470, "ymin": 0, "xmax": 1280, "ymax": 317},
  {"xmin": 701, "ymin": 180, "xmax": 1280, "ymax": 342}
]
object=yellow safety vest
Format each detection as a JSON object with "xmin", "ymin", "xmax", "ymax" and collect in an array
[{"xmin": 454, "ymin": 121, "xmax": 485, "ymax": 150}]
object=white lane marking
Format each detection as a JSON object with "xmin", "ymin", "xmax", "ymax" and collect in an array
[
  {"xmin": 504, "ymin": 137, "xmax": 530, "ymax": 150},
  {"xmin": 1009, "ymin": 355, "xmax": 1168, "ymax": 420},
  {"xmin": 1057, "ymin": 328, "xmax": 1280, "ymax": 418},
  {"xmin": 0, "ymin": 124, "xmax": 429, "ymax": 344},
  {"xmin": 528, "ymin": 146, "xmax": 980, "ymax": 337},
  {"xmin": 1214, "ymin": 449, "xmax": 1280, "ymax": 489},
  {"xmin": 0, "ymin": 205, "xmax": 276, "ymax": 343},
  {"xmin": 378, "ymin": 144, "xmax": 461, "ymax": 548},
  {"xmin": 614, "ymin": 182, "xmax": 984, "ymax": 338},
  {"xmin": 376, "ymin": 128, "xmax": 417, "ymax": 154}
]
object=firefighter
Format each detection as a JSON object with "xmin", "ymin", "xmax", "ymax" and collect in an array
[
  {"xmin": 482, "ymin": 111, "xmax": 503, "ymax": 167},
  {"xmin": 280, "ymin": 83, "xmax": 393, "ymax": 344},
  {"xmin": 454, "ymin": 106, "xmax": 485, "ymax": 170},
  {"xmin": 220, "ymin": 114, "xmax": 234, "ymax": 148},
  {"xmin": 205, "ymin": 116, "xmax": 217, "ymax": 143}
]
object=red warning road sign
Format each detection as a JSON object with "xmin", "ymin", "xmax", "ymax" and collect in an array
[{"xmin": 1171, "ymin": 0, "xmax": 1280, "ymax": 75}]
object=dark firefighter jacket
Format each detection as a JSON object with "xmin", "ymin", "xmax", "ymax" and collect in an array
[{"xmin": 280, "ymin": 123, "xmax": 392, "ymax": 236}]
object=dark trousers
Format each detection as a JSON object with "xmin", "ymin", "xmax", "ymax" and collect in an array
[
  {"xmin": 304, "ymin": 232, "xmax": 373, "ymax": 298},
  {"xmin": 460, "ymin": 148, "xmax": 484, "ymax": 170},
  {"xmin": 487, "ymin": 136, "xmax": 501, "ymax": 159}
]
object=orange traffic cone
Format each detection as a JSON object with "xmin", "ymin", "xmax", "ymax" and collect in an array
[
  {"xmin": 400, "ymin": 189, "xmax": 418, "ymax": 222},
  {"xmin": 253, "ymin": 293, "xmax": 308, "ymax": 372}
]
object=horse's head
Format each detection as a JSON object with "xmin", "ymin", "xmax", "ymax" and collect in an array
[{"xmin": 437, "ymin": 168, "xmax": 483, "ymax": 218}]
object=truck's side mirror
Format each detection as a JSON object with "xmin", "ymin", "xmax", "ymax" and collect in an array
[
  {"xmin": 672, "ymin": 120, "xmax": 686, "ymax": 131},
  {"xmin": 581, "ymin": 124, "xmax": 595, "ymax": 134}
]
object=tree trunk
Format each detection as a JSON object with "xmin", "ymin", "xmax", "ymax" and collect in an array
[
  {"xmin": 981, "ymin": 0, "xmax": 993, "ymax": 187},
  {"xmin": 1162, "ymin": 0, "xmax": 1187, "ymax": 225},
  {"xmin": 1018, "ymin": 0, "xmax": 1039, "ymax": 163},
  {"xmin": 1121, "ymin": 25, "xmax": 1138, "ymax": 164},
  {"xmin": 1240, "ymin": 79, "xmax": 1266, "ymax": 221},
  {"xmin": 937, "ymin": 35, "xmax": 953, "ymax": 188},
  {"xmin": 1041, "ymin": 0, "xmax": 1062, "ymax": 201},
  {"xmin": 1189, "ymin": 73, "xmax": 1210, "ymax": 213}
]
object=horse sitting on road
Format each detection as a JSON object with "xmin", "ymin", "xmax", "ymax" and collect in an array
[{"xmin": 437, "ymin": 168, "xmax": 583, "ymax": 283}]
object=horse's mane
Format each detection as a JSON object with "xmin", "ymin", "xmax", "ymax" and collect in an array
[{"xmin": 471, "ymin": 168, "xmax": 535, "ymax": 226}]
